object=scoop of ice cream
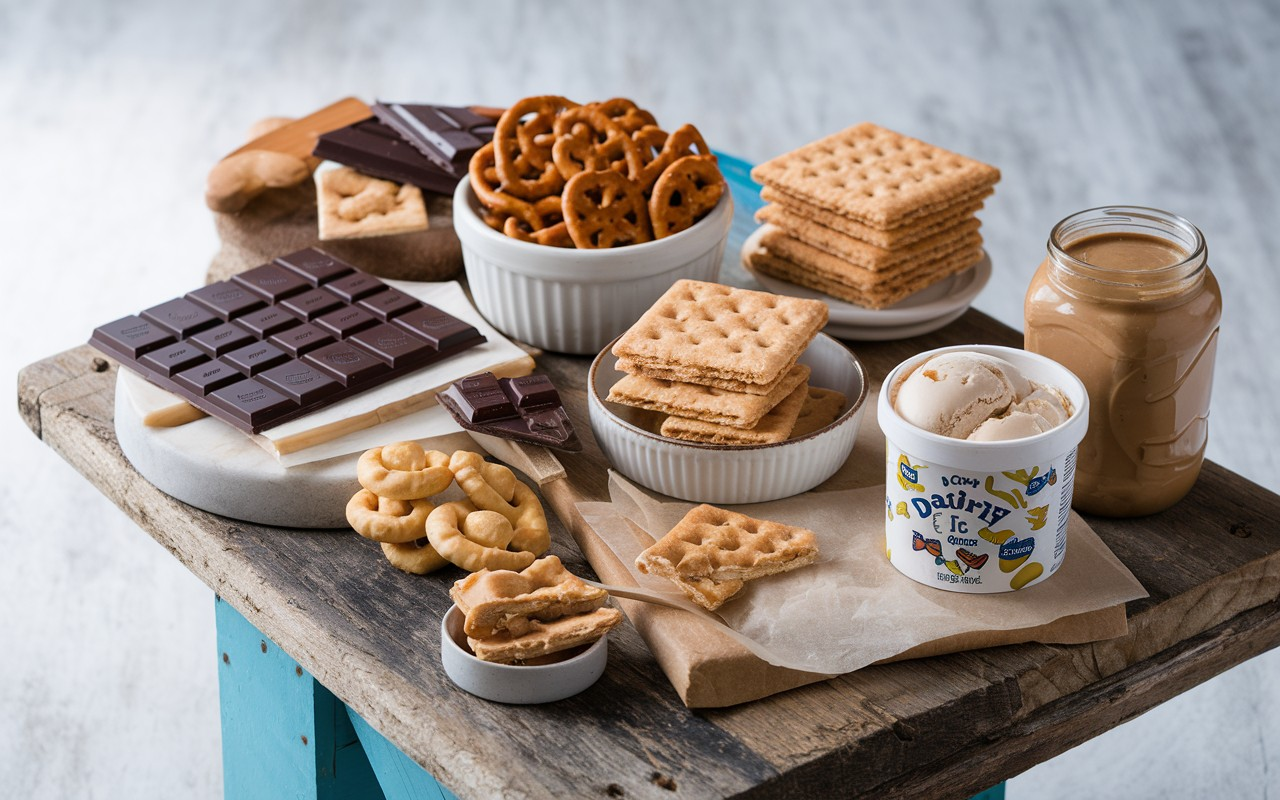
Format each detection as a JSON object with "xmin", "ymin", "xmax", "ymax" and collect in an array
[
  {"xmin": 894, "ymin": 353, "xmax": 1027, "ymax": 439},
  {"xmin": 894, "ymin": 351, "xmax": 1071, "ymax": 441},
  {"xmin": 968, "ymin": 411, "xmax": 1053, "ymax": 442}
]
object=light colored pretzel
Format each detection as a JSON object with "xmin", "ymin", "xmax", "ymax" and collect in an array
[
  {"xmin": 551, "ymin": 106, "xmax": 643, "ymax": 181},
  {"xmin": 562, "ymin": 170, "xmax": 652, "ymax": 249},
  {"xmin": 503, "ymin": 216, "xmax": 574, "ymax": 247},
  {"xmin": 593, "ymin": 98, "xmax": 657, "ymax": 134},
  {"xmin": 381, "ymin": 538, "xmax": 450, "ymax": 574},
  {"xmin": 356, "ymin": 442, "xmax": 453, "ymax": 500},
  {"xmin": 448, "ymin": 451, "xmax": 551, "ymax": 556},
  {"xmin": 345, "ymin": 490, "xmax": 435, "ymax": 543},
  {"xmin": 494, "ymin": 95, "xmax": 578, "ymax": 199},
  {"xmin": 427, "ymin": 501, "xmax": 537, "ymax": 573},
  {"xmin": 636, "ymin": 123, "xmax": 711, "ymax": 193},
  {"xmin": 649, "ymin": 154, "xmax": 725, "ymax": 239}
]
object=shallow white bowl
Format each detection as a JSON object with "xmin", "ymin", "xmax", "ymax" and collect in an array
[
  {"xmin": 588, "ymin": 333, "xmax": 868, "ymax": 504},
  {"xmin": 439, "ymin": 605, "xmax": 609, "ymax": 704},
  {"xmin": 453, "ymin": 179, "xmax": 733, "ymax": 354}
]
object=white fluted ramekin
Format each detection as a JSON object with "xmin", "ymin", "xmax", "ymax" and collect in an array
[
  {"xmin": 588, "ymin": 333, "xmax": 868, "ymax": 504},
  {"xmin": 453, "ymin": 179, "xmax": 732, "ymax": 355},
  {"xmin": 440, "ymin": 605, "xmax": 609, "ymax": 704}
]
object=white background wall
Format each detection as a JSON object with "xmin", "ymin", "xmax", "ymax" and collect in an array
[{"xmin": 2, "ymin": 1, "xmax": 1277, "ymax": 797}]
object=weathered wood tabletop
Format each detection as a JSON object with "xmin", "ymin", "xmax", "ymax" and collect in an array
[{"xmin": 17, "ymin": 304, "xmax": 1280, "ymax": 799}]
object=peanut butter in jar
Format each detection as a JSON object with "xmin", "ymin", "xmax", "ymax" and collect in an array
[{"xmin": 1024, "ymin": 207, "xmax": 1222, "ymax": 517}]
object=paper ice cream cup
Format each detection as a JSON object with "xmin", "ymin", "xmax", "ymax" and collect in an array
[{"xmin": 877, "ymin": 345, "xmax": 1088, "ymax": 593}]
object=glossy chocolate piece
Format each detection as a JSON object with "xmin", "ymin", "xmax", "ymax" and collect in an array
[
  {"xmin": 438, "ymin": 372, "xmax": 581, "ymax": 452},
  {"xmin": 312, "ymin": 119, "xmax": 462, "ymax": 195},
  {"xmin": 89, "ymin": 247, "xmax": 485, "ymax": 434},
  {"xmin": 370, "ymin": 102, "xmax": 495, "ymax": 176}
]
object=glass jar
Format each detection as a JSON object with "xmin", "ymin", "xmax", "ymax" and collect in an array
[{"xmin": 1024, "ymin": 206, "xmax": 1221, "ymax": 517}]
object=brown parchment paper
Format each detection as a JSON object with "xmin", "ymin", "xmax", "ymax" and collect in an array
[{"xmin": 572, "ymin": 387, "xmax": 1149, "ymax": 707}]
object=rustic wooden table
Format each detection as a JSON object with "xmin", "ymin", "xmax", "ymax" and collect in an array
[{"xmin": 18, "ymin": 297, "xmax": 1280, "ymax": 798}]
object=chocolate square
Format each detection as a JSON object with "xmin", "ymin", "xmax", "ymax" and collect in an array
[
  {"xmin": 325, "ymin": 272, "xmax": 386, "ymax": 302},
  {"xmin": 258, "ymin": 361, "xmax": 342, "ymax": 404},
  {"xmin": 346, "ymin": 323, "xmax": 432, "ymax": 369},
  {"xmin": 189, "ymin": 322, "xmax": 255, "ymax": 357},
  {"xmin": 174, "ymin": 360, "xmax": 242, "ymax": 396},
  {"xmin": 140, "ymin": 298, "xmax": 220, "ymax": 337},
  {"xmin": 274, "ymin": 247, "xmax": 355, "ymax": 286},
  {"xmin": 187, "ymin": 281, "xmax": 267, "ymax": 320},
  {"xmin": 315, "ymin": 305, "xmax": 378, "ymax": 338},
  {"xmin": 235, "ymin": 305, "xmax": 301, "ymax": 339},
  {"xmin": 222, "ymin": 341, "xmax": 290, "ymax": 376},
  {"xmin": 208, "ymin": 379, "xmax": 297, "ymax": 428},
  {"xmin": 357, "ymin": 288, "xmax": 421, "ymax": 321},
  {"xmin": 91, "ymin": 315, "xmax": 176, "ymax": 359},
  {"xmin": 304, "ymin": 341, "xmax": 390, "ymax": 385},
  {"xmin": 280, "ymin": 288, "xmax": 344, "ymax": 321},
  {"xmin": 269, "ymin": 323, "xmax": 335, "ymax": 357},
  {"xmin": 392, "ymin": 304, "xmax": 482, "ymax": 349},
  {"xmin": 139, "ymin": 341, "xmax": 209, "ymax": 377},
  {"xmin": 232, "ymin": 263, "xmax": 311, "ymax": 302}
]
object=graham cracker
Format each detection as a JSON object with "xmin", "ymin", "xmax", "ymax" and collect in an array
[
  {"xmin": 467, "ymin": 607, "xmax": 623, "ymax": 664},
  {"xmin": 615, "ymin": 357, "xmax": 801, "ymax": 397},
  {"xmin": 757, "ymin": 225, "xmax": 984, "ymax": 289},
  {"xmin": 757, "ymin": 189, "xmax": 989, "ymax": 249},
  {"xmin": 750, "ymin": 123, "xmax": 1000, "ymax": 229},
  {"xmin": 668, "ymin": 575, "xmax": 746, "ymax": 611},
  {"xmin": 659, "ymin": 380, "xmax": 808, "ymax": 445},
  {"xmin": 608, "ymin": 363, "xmax": 810, "ymax": 429},
  {"xmin": 759, "ymin": 217, "xmax": 980, "ymax": 272},
  {"xmin": 317, "ymin": 166, "xmax": 429, "ymax": 241},
  {"xmin": 748, "ymin": 246, "xmax": 984, "ymax": 310},
  {"xmin": 450, "ymin": 555, "xmax": 608, "ymax": 639},
  {"xmin": 789, "ymin": 386, "xmax": 847, "ymax": 438},
  {"xmin": 634, "ymin": 504, "xmax": 819, "ymax": 610},
  {"xmin": 611, "ymin": 280, "xmax": 828, "ymax": 391}
]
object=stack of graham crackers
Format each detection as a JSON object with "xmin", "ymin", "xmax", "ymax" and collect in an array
[
  {"xmin": 607, "ymin": 280, "xmax": 846, "ymax": 444},
  {"xmin": 746, "ymin": 123, "xmax": 1000, "ymax": 309}
]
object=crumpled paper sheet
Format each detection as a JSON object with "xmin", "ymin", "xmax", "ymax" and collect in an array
[{"xmin": 578, "ymin": 470, "xmax": 1148, "ymax": 675}]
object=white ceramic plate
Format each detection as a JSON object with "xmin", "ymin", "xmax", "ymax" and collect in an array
[{"xmin": 740, "ymin": 226, "xmax": 992, "ymax": 339}]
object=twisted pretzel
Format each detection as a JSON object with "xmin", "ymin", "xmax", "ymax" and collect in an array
[
  {"xmin": 636, "ymin": 123, "xmax": 711, "ymax": 193},
  {"xmin": 649, "ymin": 154, "xmax": 725, "ymax": 239},
  {"xmin": 551, "ymin": 107, "xmax": 643, "ymax": 181},
  {"xmin": 503, "ymin": 216, "xmax": 574, "ymax": 248},
  {"xmin": 593, "ymin": 98, "xmax": 657, "ymax": 134},
  {"xmin": 470, "ymin": 142, "xmax": 545, "ymax": 231},
  {"xmin": 381, "ymin": 538, "xmax": 450, "ymax": 574},
  {"xmin": 448, "ymin": 451, "xmax": 550, "ymax": 556},
  {"xmin": 561, "ymin": 170, "xmax": 652, "ymax": 249},
  {"xmin": 345, "ymin": 490, "xmax": 434, "ymax": 544},
  {"xmin": 494, "ymin": 95, "xmax": 578, "ymax": 199},
  {"xmin": 427, "ymin": 500, "xmax": 537, "ymax": 573},
  {"xmin": 356, "ymin": 442, "xmax": 453, "ymax": 500}
]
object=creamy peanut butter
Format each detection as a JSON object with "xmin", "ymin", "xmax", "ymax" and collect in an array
[{"xmin": 1025, "ymin": 208, "xmax": 1221, "ymax": 517}]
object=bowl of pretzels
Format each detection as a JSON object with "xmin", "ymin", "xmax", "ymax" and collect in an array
[{"xmin": 454, "ymin": 95, "xmax": 733, "ymax": 355}]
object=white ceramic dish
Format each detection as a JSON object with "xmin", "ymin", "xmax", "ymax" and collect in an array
[
  {"xmin": 740, "ymin": 226, "xmax": 992, "ymax": 338},
  {"xmin": 588, "ymin": 333, "xmax": 868, "ymax": 504},
  {"xmin": 454, "ymin": 180, "xmax": 733, "ymax": 355},
  {"xmin": 439, "ymin": 605, "xmax": 609, "ymax": 704}
]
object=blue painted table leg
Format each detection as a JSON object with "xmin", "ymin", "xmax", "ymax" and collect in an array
[
  {"xmin": 216, "ymin": 596, "xmax": 457, "ymax": 800},
  {"xmin": 216, "ymin": 596, "xmax": 383, "ymax": 800},
  {"xmin": 970, "ymin": 781, "xmax": 1006, "ymax": 800}
]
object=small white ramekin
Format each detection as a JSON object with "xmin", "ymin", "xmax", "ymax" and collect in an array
[
  {"xmin": 453, "ymin": 179, "xmax": 733, "ymax": 355},
  {"xmin": 439, "ymin": 605, "xmax": 609, "ymax": 704},
  {"xmin": 588, "ymin": 333, "xmax": 868, "ymax": 504},
  {"xmin": 878, "ymin": 345, "xmax": 1089, "ymax": 594}
]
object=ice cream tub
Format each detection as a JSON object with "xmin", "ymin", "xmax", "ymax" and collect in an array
[{"xmin": 877, "ymin": 345, "xmax": 1088, "ymax": 593}]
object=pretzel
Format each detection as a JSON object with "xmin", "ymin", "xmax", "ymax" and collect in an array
[
  {"xmin": 649, "ymin": 154, "xmax": 725, "ymax": 239},
  {"xmin": 345, "ymin": 490, "xmax": 434, "ymax": 543},
  {"xmin": 494, "ymin": 95, "xmax": 578, "ymax": 199},
  {"xmin": 562, "ymin": 170, "xmax": 653, "ymax": 249},
  {"xmin": 427, "ymin": 500, "xmax": 538, "ymax": 573},
  {"xmin": 636, "ymin": 123, "xmax": 711, "ymax": 193},
  {"xmin": 356, "ymin": 442, "xmax": 453, "ymax": 500},
  {"xmin": 470, "ymin": 142, "xmax": 545, "ymax": 230},
  {"xmin": 448, "ymin": 451, "xmax": 551, "ymax": 556},
  {"xmin": 593, "ymin": 98, "xmax": 657, "ymax": 134},
  {"xmin": 381, "ymin": 538, "xmax": 450, "ymax": 575},
  {"xmin": 503, "ymin": 216, "xmax": 574, "ymax": 248},
  {"xmin": 551, "ymin": 106, "xmax": 643, "ymax": 181}
]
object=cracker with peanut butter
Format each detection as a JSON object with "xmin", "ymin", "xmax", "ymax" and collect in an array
[{"xmin": 317, "ymin": 166, "xmax": 429, "ymax": 240}]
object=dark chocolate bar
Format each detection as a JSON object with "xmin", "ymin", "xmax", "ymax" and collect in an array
[
  {"xmin": 371, "ymin": 102, "xmax": 496, "ymax": 177},
  {"xmin": 439, "ymin": 373, "xmax": 581, "ymax": 452},
  {"xmin": 91, "ymin": 248, "xmax": 486, "ymax": 434},
  {"xmin": 312, "ymin": 119, "xmax": 462, "ymax": 195}
]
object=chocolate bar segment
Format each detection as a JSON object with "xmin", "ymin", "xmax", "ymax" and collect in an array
[
  {"xmin": 370, "ymin": 102, "xmax": 495, "ymax": 176},
  {"xmin": 439, "ymin": 372, "xmax": 581, "ymax": 452},
  {"xmin": 312, "ymin": 119, "xmax": 463, "ymax": 195},
  {"xmin": 89, "ymin": 248, "xmax": 486, "ymax": 434}
]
